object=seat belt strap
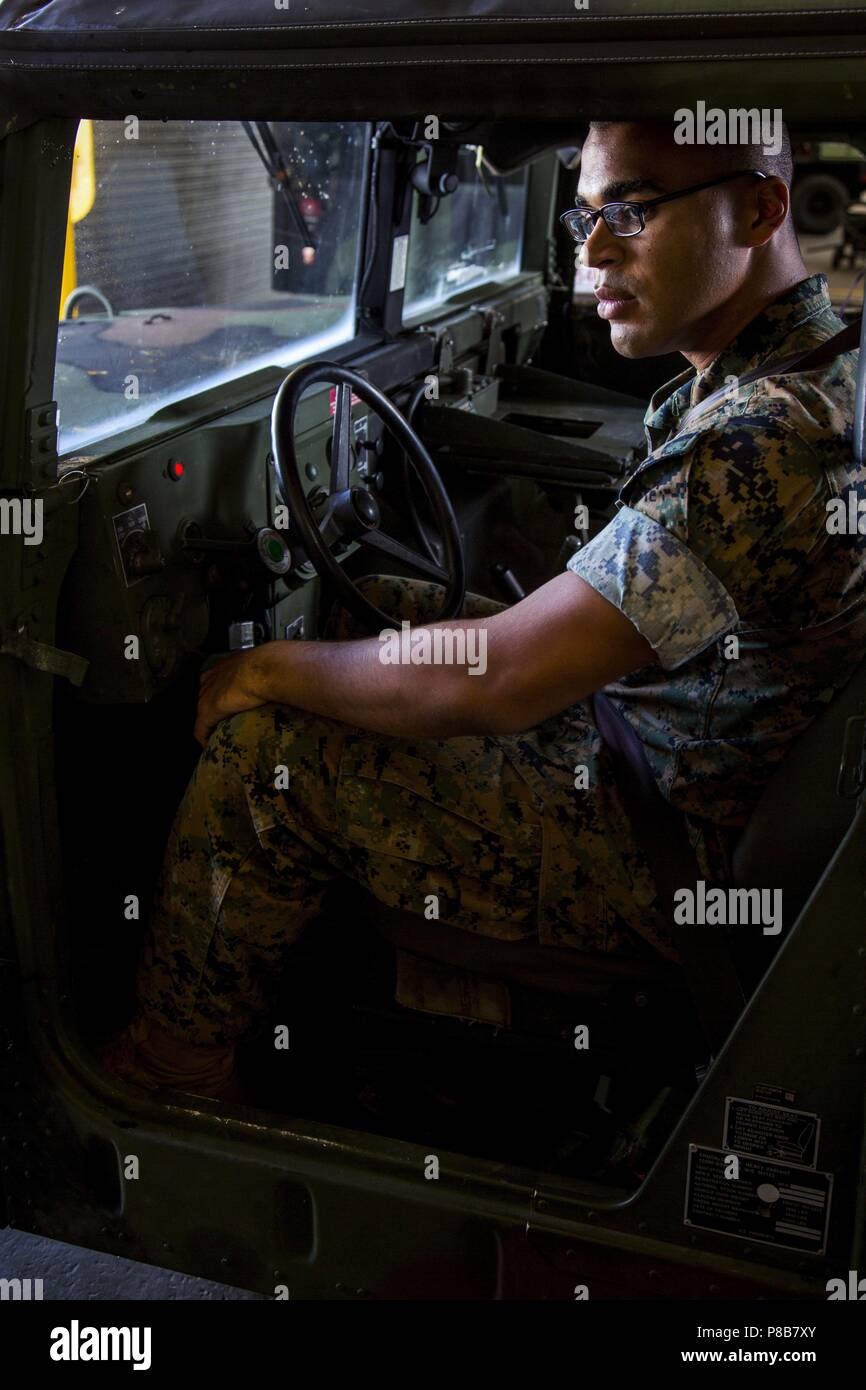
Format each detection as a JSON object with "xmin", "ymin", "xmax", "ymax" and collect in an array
[
  {"xmin": 591, "ymin": 689, "xmax": 746, "ymax": 1054},
  {"xmin": 679, "ymin": 314, "xmax": 862, "ymax": 435}
]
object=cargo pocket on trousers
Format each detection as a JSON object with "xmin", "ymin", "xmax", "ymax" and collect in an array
[{"xmin": 335, "ymin": 735, "xmax": 544, "ymax": 934}]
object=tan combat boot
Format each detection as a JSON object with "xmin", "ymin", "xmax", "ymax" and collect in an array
[{"xmin": 97, "ymin": 1012, "xmax": 245, "ymax": 1104}]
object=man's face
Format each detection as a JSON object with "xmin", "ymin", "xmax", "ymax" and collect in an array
[{"xmin": 575, "ymin": 123, "xmax": 756, "ymax": 359}]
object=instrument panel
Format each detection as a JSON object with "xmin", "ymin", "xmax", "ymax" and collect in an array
[{"xmin": 59, "ymin": 383, "xmax": 380, "ymax": 703}]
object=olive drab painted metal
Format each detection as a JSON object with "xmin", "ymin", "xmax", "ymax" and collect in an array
[{"xmin": 2, "ymin": 2, "xmax": 866, "ymax": 126}]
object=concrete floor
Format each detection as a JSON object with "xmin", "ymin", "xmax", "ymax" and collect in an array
[
  {"xmin": 801, "ymin": 228, "xmax": 865, "ymax": 306},
  {"xmin": 0, "ymin": 1225, "xmax": 266, "ymax": 1300}
]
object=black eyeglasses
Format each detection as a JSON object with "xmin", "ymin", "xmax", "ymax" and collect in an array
[{"xmin": 559, "ymin": 169, "xmax": 768, "ymax": 244}]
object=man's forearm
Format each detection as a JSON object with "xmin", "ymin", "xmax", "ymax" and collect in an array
[
  {"xmin": 245, "ymin": 616, "xmax": 503, "ymax": 738},
  {"xmin": 198, "ymin": 572, "xmax": 656, "ymax": 748}
]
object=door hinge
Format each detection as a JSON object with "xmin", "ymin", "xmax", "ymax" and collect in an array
[
  {"xmin": 0, "ymin": 628, "xmax": 88, "ymax": 685},
  {"xmin": 25, "ymin": 402, "xmax": 59, "ymax": 483}
]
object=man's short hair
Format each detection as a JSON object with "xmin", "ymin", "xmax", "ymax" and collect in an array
[
  {"xmin": 587, "ymin": 118, "xmax": 793, "ymax": 187},
  {"xmin": 718, "ymin": 123, "xmax": 793, "ymax": 187}
]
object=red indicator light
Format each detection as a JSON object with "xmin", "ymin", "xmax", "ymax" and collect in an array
[{"xmin": 168, "ymin": 459, "xmax": 185, "ymax": 481}]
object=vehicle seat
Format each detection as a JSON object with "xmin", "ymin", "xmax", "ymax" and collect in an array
[
  {"xmin": 731, "ymin": 652, "xmax": 866, "ymax": 922},
  {"xmin": 355, "ymin": 893, "xmax": 682, "ymax": 1002},
  {"xmin": 357, "ymin": 654, "xmax": 866, "ymax": 1015}
]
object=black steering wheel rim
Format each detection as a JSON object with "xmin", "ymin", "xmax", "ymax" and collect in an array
[{"xmin": 270, "ymin": 360, "xmax": 466, "ymax": 631}]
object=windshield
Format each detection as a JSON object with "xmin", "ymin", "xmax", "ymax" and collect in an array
[
  {"xmin": 403, "ymin": 147, "xmax": 528, "ymax": 320},
  {"xmin": 55, "ymin": 118, "xmax": 370, "ymax": 454}
]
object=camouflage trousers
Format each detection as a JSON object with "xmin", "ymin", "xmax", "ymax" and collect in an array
[{"xmin": 136, "ymin": 574, "xmax": 685, "ymax": 1047}]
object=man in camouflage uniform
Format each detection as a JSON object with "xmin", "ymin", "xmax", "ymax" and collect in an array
[{"xmin": 102, "ymin": 120, "xmax": 866, "ymax": 1101}]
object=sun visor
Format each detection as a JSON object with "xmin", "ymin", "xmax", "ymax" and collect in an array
[
  {"xmin": 3, "ymin": 0, "xmax": 866, "ymax": 44},
  {"xmin": 1, "ymin": 0, "xmax": 866, "ymax": 130}
]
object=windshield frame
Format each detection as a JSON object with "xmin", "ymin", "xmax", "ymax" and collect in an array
[
  {"xmin": 52, "ymin": 118, "xmax": 376, "ymax": 465},
  {"xmin": 0, "ymin": 120, "xmax": 554, "ymax": 486},
  {"xmin": 401, "ymin": 152, "xmax": 553, "ymax": 329},
  {"xmin": 401, "ymin": 149, "xmax": 527, "ymax": 327}
]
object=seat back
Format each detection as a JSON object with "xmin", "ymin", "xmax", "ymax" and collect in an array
[{"xmin": 732, "ymin": 654, "xmax": 866, "ymax": 921}]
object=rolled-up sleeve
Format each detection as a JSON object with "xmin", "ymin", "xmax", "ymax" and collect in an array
[{"xmin": 566, "ymin": 503, "xmax": 739, "ymax": 670}]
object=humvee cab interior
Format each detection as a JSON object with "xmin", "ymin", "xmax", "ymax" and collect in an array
[{"xmin": 1, "ymin": 0, "xmax": 866, "ymax": 1309}]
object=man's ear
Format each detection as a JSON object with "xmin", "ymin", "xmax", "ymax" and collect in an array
[{"xmin": 748, "ymin": 175, "xmax": 790, "ymax": 245}]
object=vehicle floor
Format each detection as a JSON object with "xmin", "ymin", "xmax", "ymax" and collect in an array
[{"xmin": 237, "ymin": 893, "xmax": 697, "ymax": 1187}]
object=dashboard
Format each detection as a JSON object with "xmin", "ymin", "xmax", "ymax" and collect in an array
[
  {"xmin": 58, "ymin": 376, "xmax": 383, "ymax": 703},
  {"xmin": 56, "ymin": 283, "xmax": 647, "ymax": 705}
]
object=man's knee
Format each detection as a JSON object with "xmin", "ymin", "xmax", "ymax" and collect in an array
[
  {"xmin": 356, "ymin": 573, "xmax": 446, "ymax": 620},
  {"xmin": 206, "ymin": 703, "xmax": 285, "ymax": 762},
  {"xmin": 356, "ymin": 573, "xmax": 506, "ymax": 621},
  {"xmin": 326, "ymin": 573, "xmax": 450, "ymax": 638},
  {"xmin": 204, "ymin": 703, "xmax": 350, "ymax": 806},
  {"xmin": 206, "ymin": 703, "xmax": 312, "ymax": 764}
]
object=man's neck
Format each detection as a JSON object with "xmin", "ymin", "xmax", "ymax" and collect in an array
[{"xmin": 681, "ymin": 263, "xmax": 809, "ymax": 375}]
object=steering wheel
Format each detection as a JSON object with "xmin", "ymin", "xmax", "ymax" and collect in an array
[{"xmin": 270, "ymin": 361, "xmax": 465, "ymax": 631}]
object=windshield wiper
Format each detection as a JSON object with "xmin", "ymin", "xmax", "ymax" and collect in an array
[{"xmin": 242, "ymin": 120, "xmax": 318, "ymax": 253}]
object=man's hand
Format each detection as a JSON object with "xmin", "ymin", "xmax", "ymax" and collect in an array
[{"xmin": 194, "ymin": 649, "xmax": 267, "ymax": 747}]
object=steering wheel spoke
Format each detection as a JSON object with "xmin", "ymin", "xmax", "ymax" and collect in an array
[
  {"xmin": 316, "ymin": 499, "xmax": 342, "ymax": 549},
  {"xmin": 271, "ymin": 360, "xmax": 465, "ymax": 631},
  {"xmin": 356, "ymin": 527, "xmax": 450, "ymax": 583},
  {"xmin": 329, "ymin": 383, "xmax": 353, "ymax": 494}
]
